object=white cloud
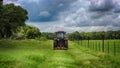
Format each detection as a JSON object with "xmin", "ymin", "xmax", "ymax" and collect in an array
[
  {"xmin": 3, "ymin": 0, "xmax": 120, "ymax": 32},
  {"xmin": 26, "ymin": 22, "xmax": 120, "ymax": 33},
  {"xmin": 39, "ymin": 11, "xmax": 51, "ymax": 17},
  {"xmin": 56, "ymin": 0, "xmax": 120, "ymax": 32},
  {"xmin": 59, "ymin": 3, "xmax": 64, "ymax": 7},
  {"xmin": 26, "ymin": 22, "xmax": 71, "ymax": 32},
  {"xmin": 3, "ymin": 0, "xmax": 21, "ymax": 5}
]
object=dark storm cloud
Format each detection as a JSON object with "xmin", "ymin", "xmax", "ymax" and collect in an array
[
  {"xmin": 75, "ymin": 20, "xmax": 111, "ymax": 27},
  {"xmin": 89, "ymin": 0, "xmax": 114, "ymax": 12},
  {"xmin": 5, "ymin": 0, "xmax": 18, "ymax": 1},
  {"xmin": 89, "ymin": 0, "xmax": 120, "ymax": 13},
  {"xmin": 84, "ymin": 0, "xmax": 120, "ymax": 28},
  {"xmin": 3, "ymin": 0, "xmax": 120, "ymax": 32},
  {"xmin": 114, "ymin": 4, "xmax": 120, "ymax": 13},
  {"xmin": 19, "ymin": 0, "xmax": 77, "ymax": 22}
]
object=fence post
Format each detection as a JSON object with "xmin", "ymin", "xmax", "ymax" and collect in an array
[
  {"xmin": 93, "ymin": 40, "xmax": 94, "ymax": 50},
  {"xmin": 78, "ymin": 40, "xmax": 79, "ymax": 45},
  {"xmin": 91, "ymin": 40, "xmax": 93, "ymax": 49},
  {"xmin": 99, "ymin": 41, "xmax": 100, "ymax": 51},
  {"xmin": 81, "ymin": 40, "xmax": 82, "ymax": 46},
  {"xmin": 102, "ymin": 39, "xmax": 104, "ymax": 52},
  {"xmin": 102, "ymin": 32, "xmax": 105, "ymax": 52},
  {"xmin": 114, "ymin": 32, "xmax": 116, "ymax": 56},
  {"xmin": 86, "ymin": 40, "xmax": 87, "ymax": 47},
  {"xmin": 89, "ymin": 40, "xmax": 91, "ymax": 49},
  {"xmin": 96, "ymin": 41, "xmax": 97, "ymax": 51},
  {"xmin": 114, "ymin": 40, "xmax": 116, "ymax": 56},
  {"xmin": 108, "ymin": 40, "xmax": 109, "ymax": 54},
  {"xmin": 88, "ymin": 37, "xmax": 89, "ymax": 48}
]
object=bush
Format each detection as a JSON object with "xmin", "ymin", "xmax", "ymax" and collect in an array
[
  {"xmin": 35, "ymin": 37, "xmax": 47, "ymax": 41},
  {"xmin": 16, "ymin": 25, "xmax": 41, "ymax": 39}
]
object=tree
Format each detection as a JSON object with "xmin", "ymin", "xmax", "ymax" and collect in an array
[
  {"xmin": 68, "ymin": 31, "xmax": 82, "ymax": 40},
  {"xmin": 0, "ymin": 3, "xmax": 28, "ymax": 38},
  {"xmin": 67, "ymin": 30, "xmax": 120, "ymax": 40},
  {"xmin": 41, "ymin": 32, "xmax": 55, "ymax": 40},
  {"xmin": 0, "ymin": 0, "xmax": 3, "ymax": 38},
  {"xmin": 0, "ymin": 0, "xmax": 3, "ymax": 5},
  {"xmin": 16, "ymin": 25, "xmax": 41, "ymax": 39}
]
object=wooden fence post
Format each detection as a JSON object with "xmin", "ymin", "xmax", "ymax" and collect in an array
[
  {"xmin": 114, "ymin": 40, "xmax": 116, "ymax": 56},
  {"xmin": 114, "ymin": 32, "xmax": 116, "ymax": 56},
  {"xmin": 99, "ymin": 42, "xmax": 100, "ymax": 51},
  {"xmin": 108, "ymin": 41, "xmax": 109, "ymax": 54},
  {"xmin": 102, "ymin": 32, "xmax": 105, "ymax": 52},
  {"xmin": 96, "ymin": 41, "xmax": 97, "ymax": 51},
  {"xmin": 93, "ymin": 40, "xmax": 94, "ymax": 49},
  {"xmin": 88, "ymin": 37, "xmax": 89, "ymax": 48}
]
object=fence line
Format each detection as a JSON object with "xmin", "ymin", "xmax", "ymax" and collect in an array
[{"xmin": 76, "ymin": 39, "xmax": 120, "ymax": 56}]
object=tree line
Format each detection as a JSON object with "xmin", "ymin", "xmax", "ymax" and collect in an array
[
  {"xmin": 0, "ymin": 0, "xmax": 41, "ymax": 39},
  {"xmin": 67, "ymin": 31, "xmax": 120, "ymax": 40},
  {"xmin": 41, "ymin": 32, "xmax": 55, "ymax": 40},
  {"xmin": 40, "ymin": 30, "xmax": 120, "ymax": 40}
]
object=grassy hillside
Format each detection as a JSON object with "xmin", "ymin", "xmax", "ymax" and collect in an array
[{"xmin": 0, "ymin": 39, "xmax": 119, "ymax": 68}]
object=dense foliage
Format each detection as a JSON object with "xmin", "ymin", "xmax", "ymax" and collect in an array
[
  {"xmin": 68, "ymin": 31, "xmax": 120, "ymax": 40},
  {"xmin": 13, "ymin": 25, "xmax": 41, "ymax": 39},
  {"xmin": 41, "ymin": 32, "xmax": 55, "ymax": 40},
  {"xmin": 40, "ymin": 31, "xmax": 120, "ymax": 40},
  {"xmin": 0, "ymin": 1, "xmax": 28, "ymax": 38}
]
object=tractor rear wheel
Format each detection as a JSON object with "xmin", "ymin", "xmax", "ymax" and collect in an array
[
  {"xmin": 65, "ymin": 41, "xmax": 68, "ymax": 48},
  {"xmin": 54, "ymin": 40, "xmax": 57, "ymax": 48}
]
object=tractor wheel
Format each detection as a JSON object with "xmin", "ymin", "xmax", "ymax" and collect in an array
[
  {"xmin": 54, "ymin": 40, "xmax": 57, "ymax": 48},
  {"xmin": 65, "ymin": 41, "xmax": 68, "ymax": 48}
]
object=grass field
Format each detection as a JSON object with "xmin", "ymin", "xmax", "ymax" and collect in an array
[
  {"xmin": 76, "ymin": 40, "xmax": 120, "ymax": 56},
  {"xmin": 0, "ymin": 39, "xmax": 120, "ymax": 68}
]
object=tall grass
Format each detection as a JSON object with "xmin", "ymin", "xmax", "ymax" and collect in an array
[
  {"xmin": 76, "ymin": 40, "xmax": 120, "ymax": 56},
  {"xmin": 75, "ymin": 40, "xmax": 120, "ymax": 68},
  {"xmin": 0, "ymin": 39, "xmax": 120, "ymax": 68}
]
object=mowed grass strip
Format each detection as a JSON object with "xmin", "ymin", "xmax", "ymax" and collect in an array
[{"xmin": 0, "ymin": 39, "xmax": 119, "ymax": 68}]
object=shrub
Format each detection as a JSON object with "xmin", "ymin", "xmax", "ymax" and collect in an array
[{"xmin": 35, "ymin": 37, "xmax": 47, "ymax": 41}]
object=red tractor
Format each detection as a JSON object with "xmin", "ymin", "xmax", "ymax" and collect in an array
[{"xmin": 53, "ymin": 30, "xmax": 68, "ymax": 50}]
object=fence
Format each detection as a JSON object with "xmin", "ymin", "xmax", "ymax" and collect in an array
[{"xmin": 76, "ymin": 40, "xmax": 120, "ymax": 56}]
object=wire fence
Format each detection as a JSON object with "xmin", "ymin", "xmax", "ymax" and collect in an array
[{"xmin": 76, "ymin": 40, "xmax": 120, "ymax": 56}]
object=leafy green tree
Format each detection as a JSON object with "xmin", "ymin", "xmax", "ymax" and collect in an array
[
  {"xmin": 16, "ymin": 25, "xmax": 41, "ymax": 39},
  {"xmin": 0, "ymin": 3, "xmax": 28, "ymax": 38},
  {"xmin": 80, "ymin": 32, "xmax": 87, "ymax": 39},
  {"xmin": 0, "ymin": 0, "xmax": 2, "ymax": 5},
  {"xmin": 68, "ymin": 30, "xmax": 120, "ymax": 40},
  {"xmin": 116, "ymin": 30, "xmax": 120, "ymax": 39},
  {"xmin": 41, "ymin": 32, "xmax": 55, "ymax": 40},
  {"xmin": 68, "ymin": 31, "xmax": 82, "ymax": 40},
  {"xmin": 0, "ymin": 0, "xmax": 3, "ymax": 38}
]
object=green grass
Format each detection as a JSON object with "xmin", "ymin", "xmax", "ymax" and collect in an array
[
  {"xmin": 76, "ymin": 40, "xmax": 120, "ymax": 56},
  {"xmin": 0, "ymin": 39, "xmax": 120, "ymax": 68}
]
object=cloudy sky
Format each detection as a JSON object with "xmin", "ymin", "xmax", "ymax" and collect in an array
[{"xmin": 4, "ymin": 0, "xmax": 120, "ymax": 32}]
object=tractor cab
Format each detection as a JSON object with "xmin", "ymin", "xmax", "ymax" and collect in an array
[
  {"xmin": 56, "ymin": 32, "xmax": 65, "ymax": 39},
  {"xmin": 53, "ymin": 31, "xmax": 68, "ymax": 50}
]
